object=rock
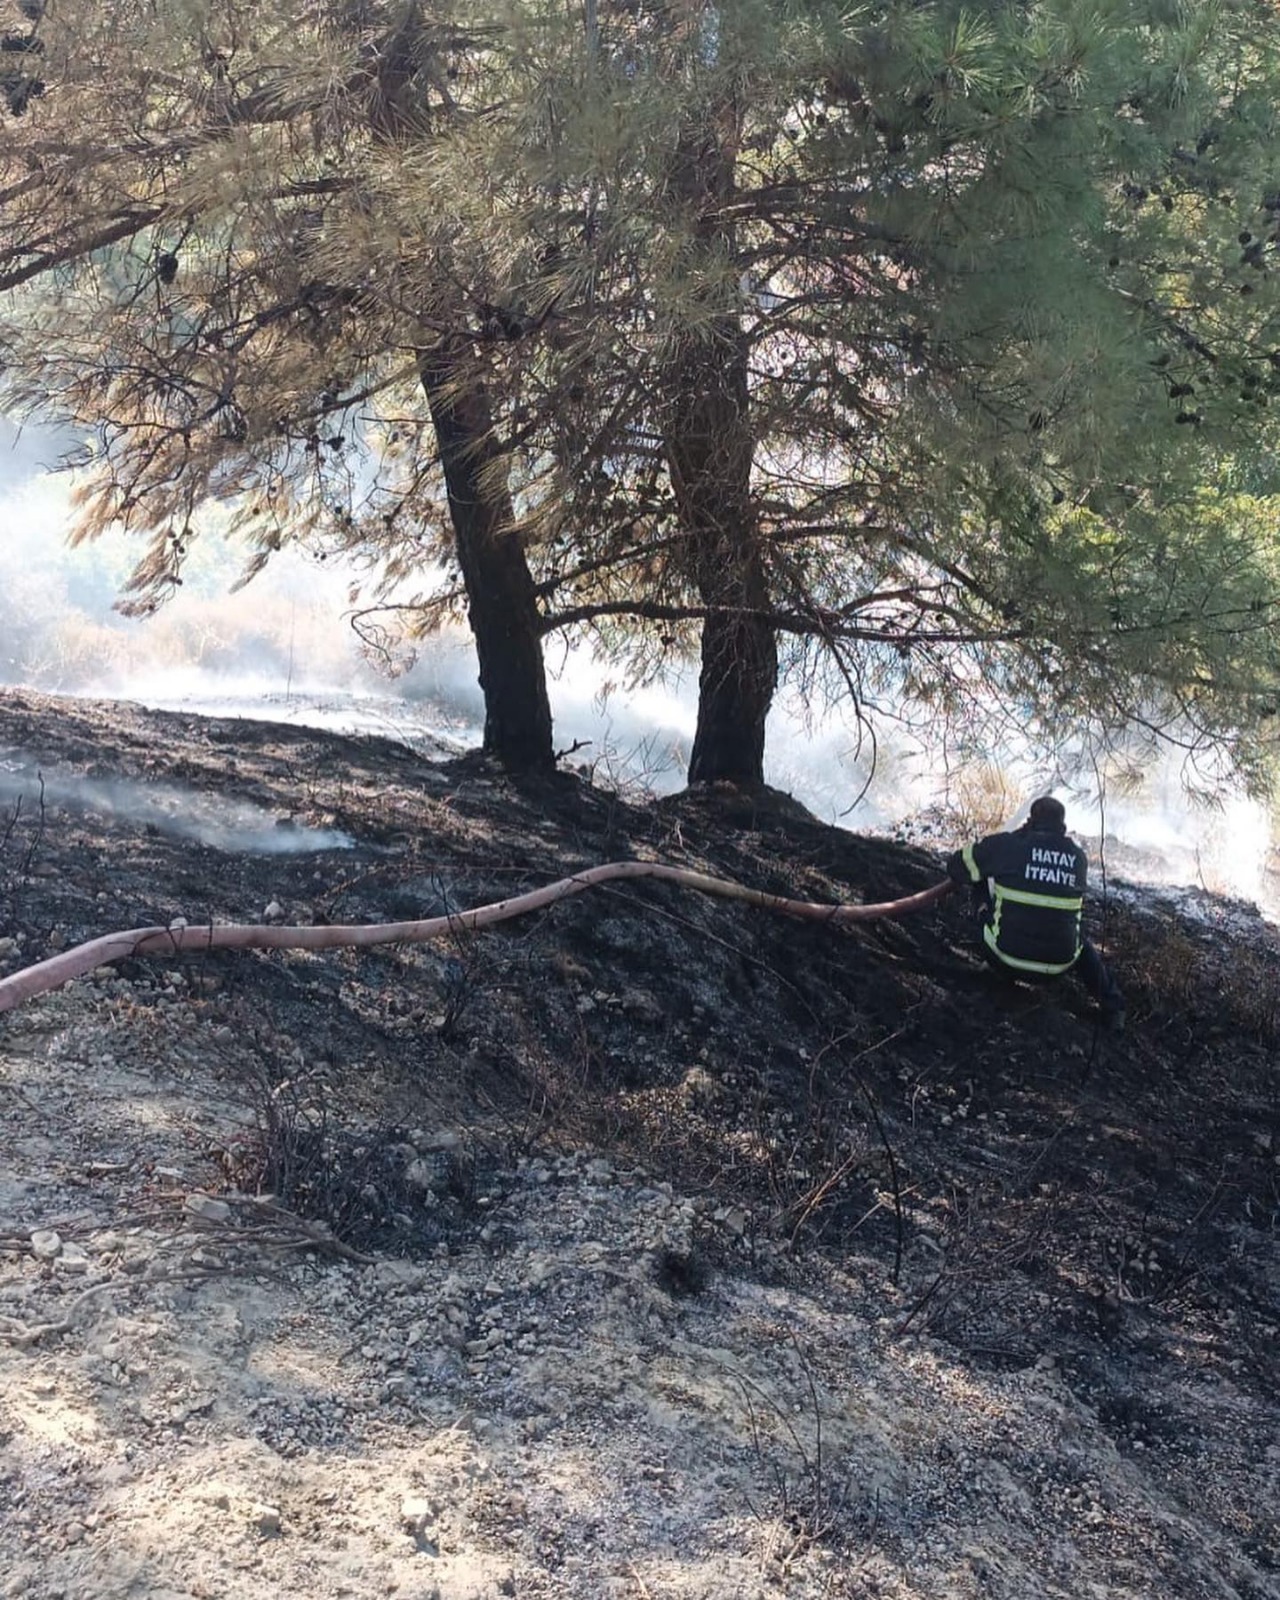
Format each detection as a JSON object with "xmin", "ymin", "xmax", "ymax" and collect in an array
[
  {"xmin": 715, "ymin": 1206, "xmax": 748, "ymax": 1237},
  {"xmin": 29, "ymin": 1229, "xmax": 62, "ymax": 1261},
  {"xmin": 400, "ymin": 1496, "xmax": 434, "ymax": 1537},
  {"xmin": 372, "ymin": 1260, "xmax": 428, "ymax": 1292},
  {"xmin": 55, "ymin": 1241, "xmax": 90, "ymax": 1274},
  {"xmin": 404, "ymin": 1157, "xmax": 451, "ymax": 1195},
  {"xmin": 250, "ymin": 1503, "xmax": 282, "ymax": 1537},
  {"xmin": 621, "ymin": 987, "xmax": 664, "ymax": 1025},
  {"xmin": 184, "ymin": 1193, "xmax": 233, "ymax": 1226},
  {"xmin": 263, "ymin": 900, "xmax": 285, "ymax": 923}
]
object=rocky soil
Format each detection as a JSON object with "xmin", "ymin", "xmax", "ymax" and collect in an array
[{"xmin": 1, "ymin": 687, "xmax": 1278, "ymax": 1600}]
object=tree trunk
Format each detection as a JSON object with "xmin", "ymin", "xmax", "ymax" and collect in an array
[
  {"xmin": 665, "ymin": 323, "xmax": 778, "ymax": 786},
  {"xmin": 663, "ymin": 89, "xmax": 778, "ymax": 787},
  {"xmin": 687, "ymin": 602, "xmax": 777, "ymax": 785},
  {"xmin": 418, "ymin": 337, "xmax": 555, "ymax": 775}
]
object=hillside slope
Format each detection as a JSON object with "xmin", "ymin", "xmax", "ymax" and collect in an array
[{"xmin": 1, "ymin": 688, "xmax": 1277, "ymax": 1600}]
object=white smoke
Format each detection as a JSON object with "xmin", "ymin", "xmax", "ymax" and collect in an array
[
  {"xmin": 0, "ymin": 757, "xmax": 355, "ymax": 854},
  {"xmin": 2, "ymin": 416, "xmax": 1277, "ymax": 915}
]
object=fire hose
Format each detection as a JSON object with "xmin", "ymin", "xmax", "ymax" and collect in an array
[{"xmin": 0, "ymin": 861, "xmax": 956, "ymax": 1017}]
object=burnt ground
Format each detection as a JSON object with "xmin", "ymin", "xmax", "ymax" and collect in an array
[{"xmin": 1, "ymin": 686, "xmax": 1279, "ymax": 1600}]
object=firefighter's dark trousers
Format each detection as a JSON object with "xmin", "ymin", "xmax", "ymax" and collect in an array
[{"xmin": 968, "ymin": 889, "xmax": 1124, "ymax": 1016}]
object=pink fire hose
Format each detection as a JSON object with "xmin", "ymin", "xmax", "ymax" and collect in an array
[{"xmin": 0, "ymin": 861, "xmax": 955, "ymax": 1016}]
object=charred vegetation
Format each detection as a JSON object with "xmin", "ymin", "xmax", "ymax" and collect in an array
[{"xmin": 0, "ymin": 686, "xmax": 1277, "ymax": 1411}]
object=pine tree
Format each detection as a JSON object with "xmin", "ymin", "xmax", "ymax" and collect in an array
[
  {"xmin": 6, "ymin": 0, "xmax": 1280, "ymax": 792},
  {"xmin": 463, "ymin": 0, "xmax": 1280, "ymax": 786},
  {"xmin": 0, "ymin": 0, "xmax": 555, "ymax": 772}
]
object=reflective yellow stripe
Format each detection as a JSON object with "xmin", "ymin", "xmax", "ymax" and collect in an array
[
  {"xmin": 961, "ymin": 842, "xmax": 981, "ymax": 883},
  {"xmin": 997, "ymin": 885, "xmax": 1083, "ymax": 913},
  {"xmin": 983, "ymin": 923, "xmax": 1077, "ymax": 975}
]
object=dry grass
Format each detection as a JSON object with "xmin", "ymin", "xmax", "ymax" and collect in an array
[
  {"xmin": 937, "ymin": 763, "xmax": 1025, "ymax": 840},
  {"xmin": 1107, "ymin": 904, "xmax": 1280, "ymax": 1043}
]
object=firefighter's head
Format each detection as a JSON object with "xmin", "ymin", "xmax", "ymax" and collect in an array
[{"xmin": 1026, "ymin": 795, "xmax": 1067, "ymax": 833}]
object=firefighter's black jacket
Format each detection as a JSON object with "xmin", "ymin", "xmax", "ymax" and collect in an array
[{"xmin": 946, "ymin": 824, "xmax": 1088, "ymax": 974}]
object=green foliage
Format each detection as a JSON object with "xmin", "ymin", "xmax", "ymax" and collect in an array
[
  {"xmin": 3, "ymin": 0, "xmax": 1280, "ymax": 785},
  {"xmin": 472, "ymin": 0, "xmax": 1280, "ymax": 777}
]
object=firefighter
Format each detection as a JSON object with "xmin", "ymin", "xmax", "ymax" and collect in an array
[{"xmin": 947, "ymin": 795, "xmax": 1125, "ymax": 1030}]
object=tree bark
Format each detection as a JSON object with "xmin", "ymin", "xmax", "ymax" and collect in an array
[
  {"xmin": 665, "ymin": 324, "xmax": 778, "ymax": 785},
  {"xmin": 418, "ymin": 337, "xmax": 555, "ymax": 774},
  {"xmin": 367, "ymin": 15, "xmax": 553, "ymax": 776},
  {"xmin": 663, "ymin": 92, "xmax": 778, "ymax": 787}
]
